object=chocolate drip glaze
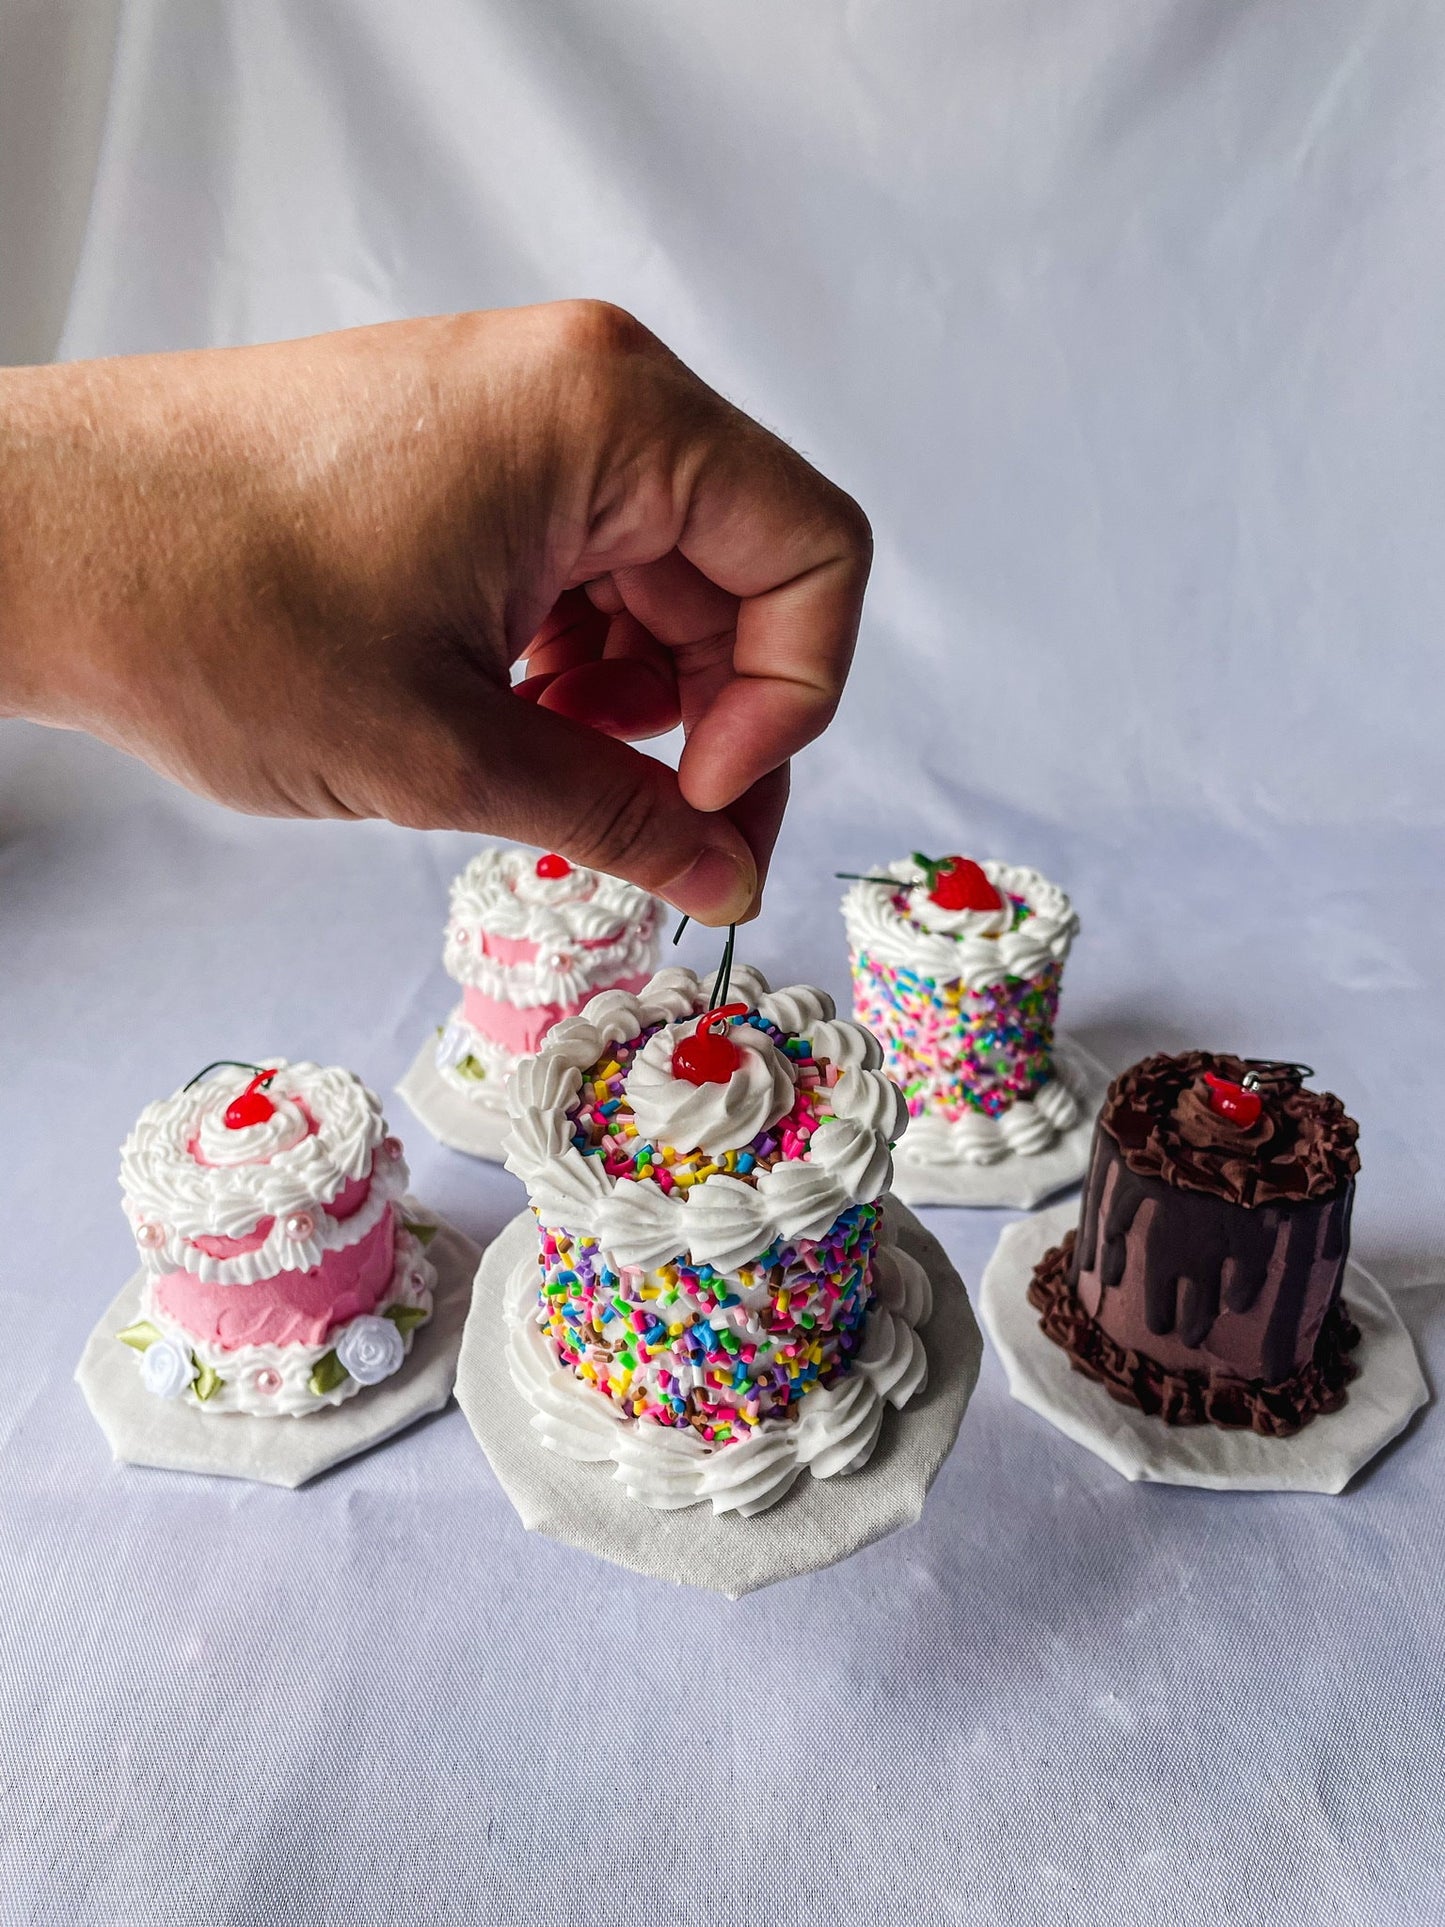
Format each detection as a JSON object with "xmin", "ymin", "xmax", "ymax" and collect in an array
[
  {"xmin": 1031, "ymin": 1232, "xmax": 1360, "ymax": 1436},
  {"xmin": 1072, "ymin": 1126, "xmax": 1353, "ymax": 1384},
  {"xmin": 1037, "ymin": 1051, "xmax": 1362, "ymax": 1432}
]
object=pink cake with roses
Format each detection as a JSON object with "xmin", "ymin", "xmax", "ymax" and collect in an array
[
  {"xmin": 434, "ymin": 847, "xmax": 663, "ymax": 1108},
  {"xmin": 116, "ymin": 1060, "xmax": 435, "ymax": 1415}
]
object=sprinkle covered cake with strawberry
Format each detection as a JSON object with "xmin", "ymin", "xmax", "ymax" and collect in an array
[
  {"xmin": 435, "ymin": 846, "xmax": 663, "ymax": 1107},
  {"xmin": 842, "ymin": 854, "xmax": 1080, "ymax": 1166},
  {"xmin": 117, "ymin": 1061, "xmax": 435, "ymax": 1416},
  {"xmin": 502, "ymin": 964, "xmax": 934, "ymax": 1514}
]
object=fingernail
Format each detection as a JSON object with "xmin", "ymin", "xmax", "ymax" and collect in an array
[{"xmin": 664, "ymin": 847, "xmax": 757, "ymax": 925}]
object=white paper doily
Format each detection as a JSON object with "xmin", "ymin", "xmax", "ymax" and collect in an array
[
  {"xmin": 979, "ymin": 1200, "xmax": 1429, "ymax": 1492},
  {"xmin": 74, "ymin": 1208, "xmax": 481, "ymax": 1489},
  {"xmin": 887, "ymin": 1034, "xmax": 1111, "ymax": 1210},
  {"xmin": 395, "ymin": 1035, "xmax": 512, "ymax": 1163},
  {"xmin": 456, "ymin": 1200, "xmax": 982, "ymax": 1596}
]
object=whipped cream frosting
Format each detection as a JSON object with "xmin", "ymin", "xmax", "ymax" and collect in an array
[
  {"xmin": 120, "ymin": 1061, "xmax": 406, "ymax": 1286},
  {"xmin": 443, "ymin": 846, "xmax": 662, "ymax": 1009},
  {"xmin": 504, "ymin": 1209, "xmax": 931, "ymax": 1512},
  {"xmin": 841, "ymin": 857, "xmax": 1077, "ymax": 986},
  {"xmin": 626, "ymin": 1016, "xmax": 797, "ymax": 1156},
  {"xmin": 504, "ymin": 965, "xmax": 909, "ymax": 1274}
]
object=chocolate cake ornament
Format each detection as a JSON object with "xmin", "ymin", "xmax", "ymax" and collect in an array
[{"xmin": 1029, "ymin": 1052, "xmax": 1361, "ymax": 1435}]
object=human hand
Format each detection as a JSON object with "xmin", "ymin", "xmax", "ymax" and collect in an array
[{"xmin": 0, "ymin": 302, "xmax": 871, "ymax": 923}]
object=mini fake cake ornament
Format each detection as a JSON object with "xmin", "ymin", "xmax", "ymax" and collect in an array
[
  {"xmin": 397, "ymin": 846, "xmax": 663, "ymax": 1160},
  {"xmin": 115, "ymin": 1060, "xmax": 437, "ymax": 1416},
  {"xmin": 436, "ymin": 847, "xmax": 662, "ymax": 1105},
  {"xmin": 1030, "ymin": 1054, "xmax": 1362, "ymax": 1435},
  {"xmin": 840, "ymin": 854, "xmax": 1090, "ymax": 1200},
  {"xmin": 498, "ymin": 955, "xmax": 937, "ymax": 1515}
]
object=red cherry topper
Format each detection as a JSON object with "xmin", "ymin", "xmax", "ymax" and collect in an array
[
  {"xmin": 535, "ymin": 852, "xmax": 572, "ymax": 879},
  {"xmin": 223, "ymin": 1068, "xmax": 281, "ymax": 1129},
  {"xmin": 1202, "ymin": 1072, "xmax": 1263, "ymax": 1129},
  {"xmin": 672, "ymin": 1003, "xmax": 748, "ymax": 1086},
  {"xmin": 181, "ymin": 1060, "xmax": 283, "ymax": 1131}
]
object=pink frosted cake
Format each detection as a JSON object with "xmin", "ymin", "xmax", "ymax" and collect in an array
[
  {"xmin": 501, "ymin": 965, "xmax": 933, "ymax": 1515},
  {"xmin": 435, "ymin": 847, "xmax": 663, "ymax": 1108},
  {"xmin": 117, "ymin": 1061, "xmax": 435, "ymax": 1416},
  {"xmin": 842, "ymin": 854, "xmax": 1080, "ymax": 1166}
]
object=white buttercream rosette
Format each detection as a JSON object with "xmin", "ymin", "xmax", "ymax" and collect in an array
[
  {"xmin": 841, "ymin": 858, "xmax": 1078, "ymax": 987},
  {"xmin": 119, "ymin": 1061, "xmax": 406, "ymax": 1285},
  {"xmin": 502, "ymin": 965, "xmax": 909, "ymax": 1276},
  {"xmin": 443, "ymin": 846, "xmax": 662, "ymax": 1009}
]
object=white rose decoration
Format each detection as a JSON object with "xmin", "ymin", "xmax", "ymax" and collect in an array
[
  {"xmin": 335, "ymin": 1315, "xmax": 406, "ymax": 1386},
  {"xmin": 140, "ymin": 1336, "xmax": 196, "ymax": 1400},
  {"xmin": 435, "ymin": 1019, "xmax": 472, "ymax": 1072}
]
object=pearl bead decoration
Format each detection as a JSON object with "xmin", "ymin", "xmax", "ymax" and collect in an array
[
  {"xmin": 283, "ymin": 1210, "xmax": 316, "ymax": 1241},
  {"xmin": 135, "ymin": 1221, "xmax": 165, "ymax": 1250},
  {"xmin": 382, "ymin": 1135, "xmax": 404, "ymax": 1161}
]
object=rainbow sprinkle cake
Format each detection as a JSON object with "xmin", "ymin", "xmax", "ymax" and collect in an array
[
  {"xmin": 842, "ymin": 854, "xmax": 1080, "ymax": 1165},
  {"xmin": 501, "ymin": 965, "xmax": 934, "ymax": 1515}
]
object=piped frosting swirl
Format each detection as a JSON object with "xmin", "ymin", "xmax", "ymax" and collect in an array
[
  {"xmin": 504, "ymin": 965, "xmax": 908, "ymax": 1272},
  {"xmin": 1102, "ymin": 1051, "xmax": 1360, "ymax": 1207}
]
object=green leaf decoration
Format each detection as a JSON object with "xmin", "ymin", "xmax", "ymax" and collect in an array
[
  {"xmin": 910, "ymin": 850, "xmax": 945, "ymax": 887},
  {"xmin": 382, "ymin": 1302, "xmax": 429, "ymax": 1336},
  {"xmin": 309, "ymin": 1349, "xmax": 349, "ymax": 1397},
  {"xmin": 116, "ymin": 1319, "xmax": 163, "ymax": 1353},
  {"xmin": 401, "ymin": 1217, "xmax": 439, "ymax": 1247},
  {"xmin": 455, "ymin": 1054, "xmax": 488, "ymax": 1083},
  {"xmin": 192, "ymin": 1358, "xmax": 224, "ymax": 1402}
]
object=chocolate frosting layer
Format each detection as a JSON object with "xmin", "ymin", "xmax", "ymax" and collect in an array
[
  {"xmin": 1030, "ymin": 1232, "xmax": 1361, "ymax": 1438},
  {"xmin": 1103, "ymin": 1051, "xmax": 1360, "ymax": 1207}
]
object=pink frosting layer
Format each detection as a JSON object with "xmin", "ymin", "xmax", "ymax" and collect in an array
[
  {"xmin": 463, "ymin": 972, "xmax": 653, "ymax": 1054},
  {"xmin": 154, "ymin": 1207, "xmax": 397, "ymax": 1350}
]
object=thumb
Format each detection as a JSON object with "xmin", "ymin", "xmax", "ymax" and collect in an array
[{"xmin": 417, "ymin": 684, "xmax": 758, "ymax": 926}]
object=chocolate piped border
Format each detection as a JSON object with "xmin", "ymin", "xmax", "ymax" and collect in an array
[{"xmin": 1028, "ymin": 1231, "xmax": 1361, "ymax": 1438}]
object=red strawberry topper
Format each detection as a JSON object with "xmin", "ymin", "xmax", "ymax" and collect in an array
[
  {"xmin": 912, "ymin": 851, "xmax": 1003, "ymax": 914},
  {"xmin": 224, "ymin": 1068, "xmax": 281, "ymax": 1130},
  {"xmin": 535, "ymin": 852, "xmax": 572, "ymax": 880},
  {"xmin": 1202, "ymin": 1071, "xmax": 1263, "ymax": 1129},
  {"xmin": 673, "ymin": 1003, "xmax": 748, "ymax": 1086}
]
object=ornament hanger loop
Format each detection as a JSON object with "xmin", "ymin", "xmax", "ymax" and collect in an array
[
  {"xmin": 183, "ymin": 1058, "xmax": 268, "ymax": 1091},
  {"xmin": 1241, "ymin": 1060, "xmax": 1314, "ymax": 1092}
]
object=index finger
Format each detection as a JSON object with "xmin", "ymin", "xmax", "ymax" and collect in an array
[{"xmin": 671, "ymin": 416, "xmax": 872, "ymax": 814}]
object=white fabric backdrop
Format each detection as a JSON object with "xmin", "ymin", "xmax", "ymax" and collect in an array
[{"xmin": 3, "ymin": 4, "xmax": 1444, "ymax": 1922}]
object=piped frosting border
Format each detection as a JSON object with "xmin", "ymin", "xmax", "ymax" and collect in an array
[
  {"xmin": 841, "ymin": 858, "xmax": 1078, "ymax": 985},
  {"xmin": 502, "ymin": 964, "xmax": 910, "ymax": 1274}
]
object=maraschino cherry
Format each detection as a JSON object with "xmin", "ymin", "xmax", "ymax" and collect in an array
[
  {"xmin": 672, "ymin": 1003, "xmax": 748, "ymax": 1086},
  {"xmin": 1202, "ymin": 1072, "xmax": 1263, "ymax": 1129},
  {"xmin": 912, "ymin": 852, "xmax": 1003, "ymax": 914},
  {"xmin": 224, "ymin": 1069, "xmax": 279, "ymax": 1130},
  {"xmin": 535, "ymin": 852, "xmax": 572, "ymax": 880}
]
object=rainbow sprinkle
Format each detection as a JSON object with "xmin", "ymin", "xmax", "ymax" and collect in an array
[
  {"xmin": 535, "ymin": 1203, "xmax": 879, "ymax": 1441},
  {"xmin": 850, "ymin": 892, "xmax": 1063, "ymax": 1121}
]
